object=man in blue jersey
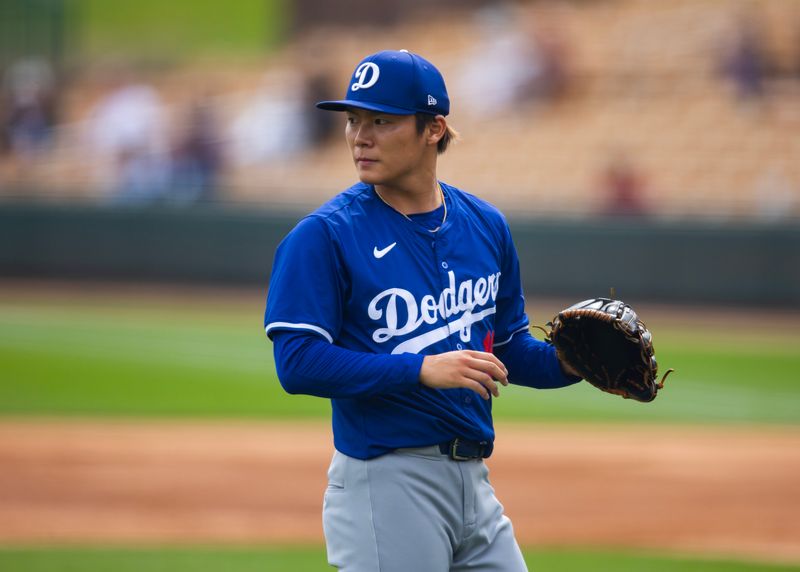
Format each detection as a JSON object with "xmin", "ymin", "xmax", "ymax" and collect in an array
[{"xmin": 264, "ymin": 49, "xmax": 581, "ymax": 572}]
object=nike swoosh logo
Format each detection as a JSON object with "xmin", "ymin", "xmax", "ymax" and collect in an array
[{"xmin": 373, "ymin": 242, "xmax": 397, "ymax": 259}]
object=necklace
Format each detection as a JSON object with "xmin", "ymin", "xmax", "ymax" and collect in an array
[{"xmin": 374, "ymin": 182, "xmax": 447, "ymax": 233}]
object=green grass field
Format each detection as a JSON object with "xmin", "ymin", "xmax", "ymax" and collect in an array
[
  {"xmin": 1, "ymin": 293, "xmax": 798, "ymax": 424},
  {"xmin": 1, "ymin": 289, "xmax": 798, "ymax": 571},
  {"xmin": 74, "ymin": 0, "xmax": 287, "ymax": 59},
  {"xmin": 0, "ymin": 546, "xmax": 797, "ymax": 572}
]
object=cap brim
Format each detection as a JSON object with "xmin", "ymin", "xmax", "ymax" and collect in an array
[{"xmin": 316, "ymin": 99, "xmax": 416, "ymax": 115}]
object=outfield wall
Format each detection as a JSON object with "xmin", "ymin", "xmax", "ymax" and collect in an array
[{"xmin": 1, "ymin": 204, "xmax": 798, "ymax": 307}]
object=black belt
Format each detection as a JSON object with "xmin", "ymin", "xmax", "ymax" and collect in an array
[{"xmin": 439, "ymin": 438, "xmax": 490, "ymax": 461}]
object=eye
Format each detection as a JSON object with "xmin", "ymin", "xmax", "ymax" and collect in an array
[
  {"xmin": 374, "ymin": 117, "xmax": 389, "ymax": 125},
  {"xmin": 346, "ymin": 115, "xmax": 358, "ymax": 125}
]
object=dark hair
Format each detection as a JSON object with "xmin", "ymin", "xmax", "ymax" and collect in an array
[{"xmin": 415, "ymin": 113, "xmax": 459, "ymax": 154}]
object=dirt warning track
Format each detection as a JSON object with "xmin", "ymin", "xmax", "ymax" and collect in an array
[{"xmin": 0, "ymin": 420, "xmax": 798, "ymax": 563}]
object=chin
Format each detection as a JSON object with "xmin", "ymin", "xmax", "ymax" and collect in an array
[{"xmin": 356, "ymin": 170, "xmax": 382, "ymax": 186}]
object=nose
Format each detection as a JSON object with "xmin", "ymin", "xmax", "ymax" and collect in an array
[{"xmin": 351, "ymin": 122, "xmax": 372, "ymax": 147}]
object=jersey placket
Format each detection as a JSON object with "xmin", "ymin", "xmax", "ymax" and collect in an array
[{"xmin": 428, "ymin": 224, "xmax": 477, "ymax": 408}]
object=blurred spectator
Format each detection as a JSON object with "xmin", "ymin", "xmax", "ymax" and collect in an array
[
  {"xmin": 753, "ymin": 163, "xmax": 797, "ymax": 221},
  {"xmin": 1, "ymin": 58, "xmax": 58, "ymax": 162},
  {"xmin": 87, "ymin": 71, "xmax": 170, "ymax": 203},
  {"xmin": 170, "ymin": 99, "xmax": 224, "ymax": 204},
  {"xmin": 303, "ymin": 69, "xmax": 340, "ymax": 148},
  {"xmin": 458, "ymin": 5, "xmax": 546, "ymax": 116},
  {"xmin": 519, "ymin": 3, "xmax": 572, "ymax": 103},
  {"xmin": 458, "ymin": 4, "xmax": 571, "ymax": 117},
  {"xmin": 598, "ymin": 151, "xmax": 650, "ymax": 217},
  {"xmin": 228, "ymin": 68, "xmax": 309, "ymax": 166},
  {"xmin": 720, "ymin": 14, "xmax": 767, "ymax": 101}
]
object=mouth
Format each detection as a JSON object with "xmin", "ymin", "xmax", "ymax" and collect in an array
[{"xmin": 355, "ymin": 157, "xmax": 377, "ymax": 166}]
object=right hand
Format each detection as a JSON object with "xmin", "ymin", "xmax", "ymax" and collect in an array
[{"xmin": 419, "ymin": 350, "xmax": 509, "ymax": 400}]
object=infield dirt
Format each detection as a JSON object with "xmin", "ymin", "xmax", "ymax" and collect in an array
[{"xmin": 0, "ymin": 420, "xmax": 798, "ymax": 564}]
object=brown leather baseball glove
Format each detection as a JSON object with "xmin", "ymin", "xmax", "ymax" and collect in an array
[{"xmin": 542, "ymin": 298, "xmax": 674, "ymax": 402}]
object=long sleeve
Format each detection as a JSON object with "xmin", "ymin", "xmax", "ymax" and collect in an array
[
  {"xmin": 494, "ymin": 330, "xmax": 582, "ymax": 389},
  {"xmin": 272, "ymin": 330, "xmax": 424, "ymax": 399}
]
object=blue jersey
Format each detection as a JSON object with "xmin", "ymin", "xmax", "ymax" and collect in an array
[{"xmin": 264, "ymin": 182, "xmax": 532, "ymax": 458}]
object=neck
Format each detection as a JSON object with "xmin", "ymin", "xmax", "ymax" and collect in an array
[{"xmin": 375, "ymin": 175, "xmax": 441, "ymax": 216}]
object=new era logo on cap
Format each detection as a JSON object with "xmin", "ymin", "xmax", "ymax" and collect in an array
[{"xmin": 316, "ymin": 50, "xmax": 450, "ymax": 116}]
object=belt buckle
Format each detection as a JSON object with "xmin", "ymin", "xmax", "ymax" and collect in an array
[{"xmin": 449, "ymin": 438, "xmax": 473, "ymax": 461}]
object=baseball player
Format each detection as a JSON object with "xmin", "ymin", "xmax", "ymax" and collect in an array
[{"xmin": 264, "ymin": 50, "xmax": 581, "ymax": 571}]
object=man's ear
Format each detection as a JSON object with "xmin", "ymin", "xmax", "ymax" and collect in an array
[{"xmin": 426, "ymin": 115, "xmax": 447, "ymax": 146}]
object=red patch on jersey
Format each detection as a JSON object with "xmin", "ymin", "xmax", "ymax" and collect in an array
[{"xmin": 483, "ymin": 330, "xmax": 495, "ymax": 353}]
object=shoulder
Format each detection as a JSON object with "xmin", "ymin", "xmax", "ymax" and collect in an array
[
  {"xmin": 283, "ymin": 182, "xmax": 372, "ymax": 243},
  {"xmin": 308, "ymin": 182, "xmax": 373, "ymax": 224},
  {"xmin": 442, "ymin": 182, "xmax": 511, "ymax": 231}
]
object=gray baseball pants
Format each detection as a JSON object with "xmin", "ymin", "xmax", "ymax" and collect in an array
[{"xmin": 323, "ymin": 446, "xmax": 528, "ymax": 571}]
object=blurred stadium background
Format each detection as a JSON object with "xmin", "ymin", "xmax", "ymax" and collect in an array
[
  {"xmin": 1, "ymin": 0, "xmax": 800, "ymax": 571},
  {"xmin": 2, "ymin": 0, "xmax": 799, "ymax": 218}
]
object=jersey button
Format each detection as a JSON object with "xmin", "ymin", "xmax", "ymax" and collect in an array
[
  {"xmin": 456, "ymin": 343, "xmax": 463, "ymax": 350},
  {"xmin": 441, "ymin": 261, "xmax": 448, "ymax": 269},
  {"xmin": 464, "ymin": 396, "xmax": 472, "ymax": 404}
]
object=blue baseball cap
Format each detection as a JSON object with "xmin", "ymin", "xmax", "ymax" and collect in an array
[{"xmin": 316, "ymin": 50, "xmax": 450, "ymax": 116}]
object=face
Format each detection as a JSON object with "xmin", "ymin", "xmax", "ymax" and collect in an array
[{"xmin": 345, "ymin": 108, "xmax": 431, "ymax": 188}]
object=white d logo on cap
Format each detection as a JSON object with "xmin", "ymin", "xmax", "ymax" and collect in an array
[{"xmin": 351, "ymin": 62, "xmax": 380, "ymax": 91}]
